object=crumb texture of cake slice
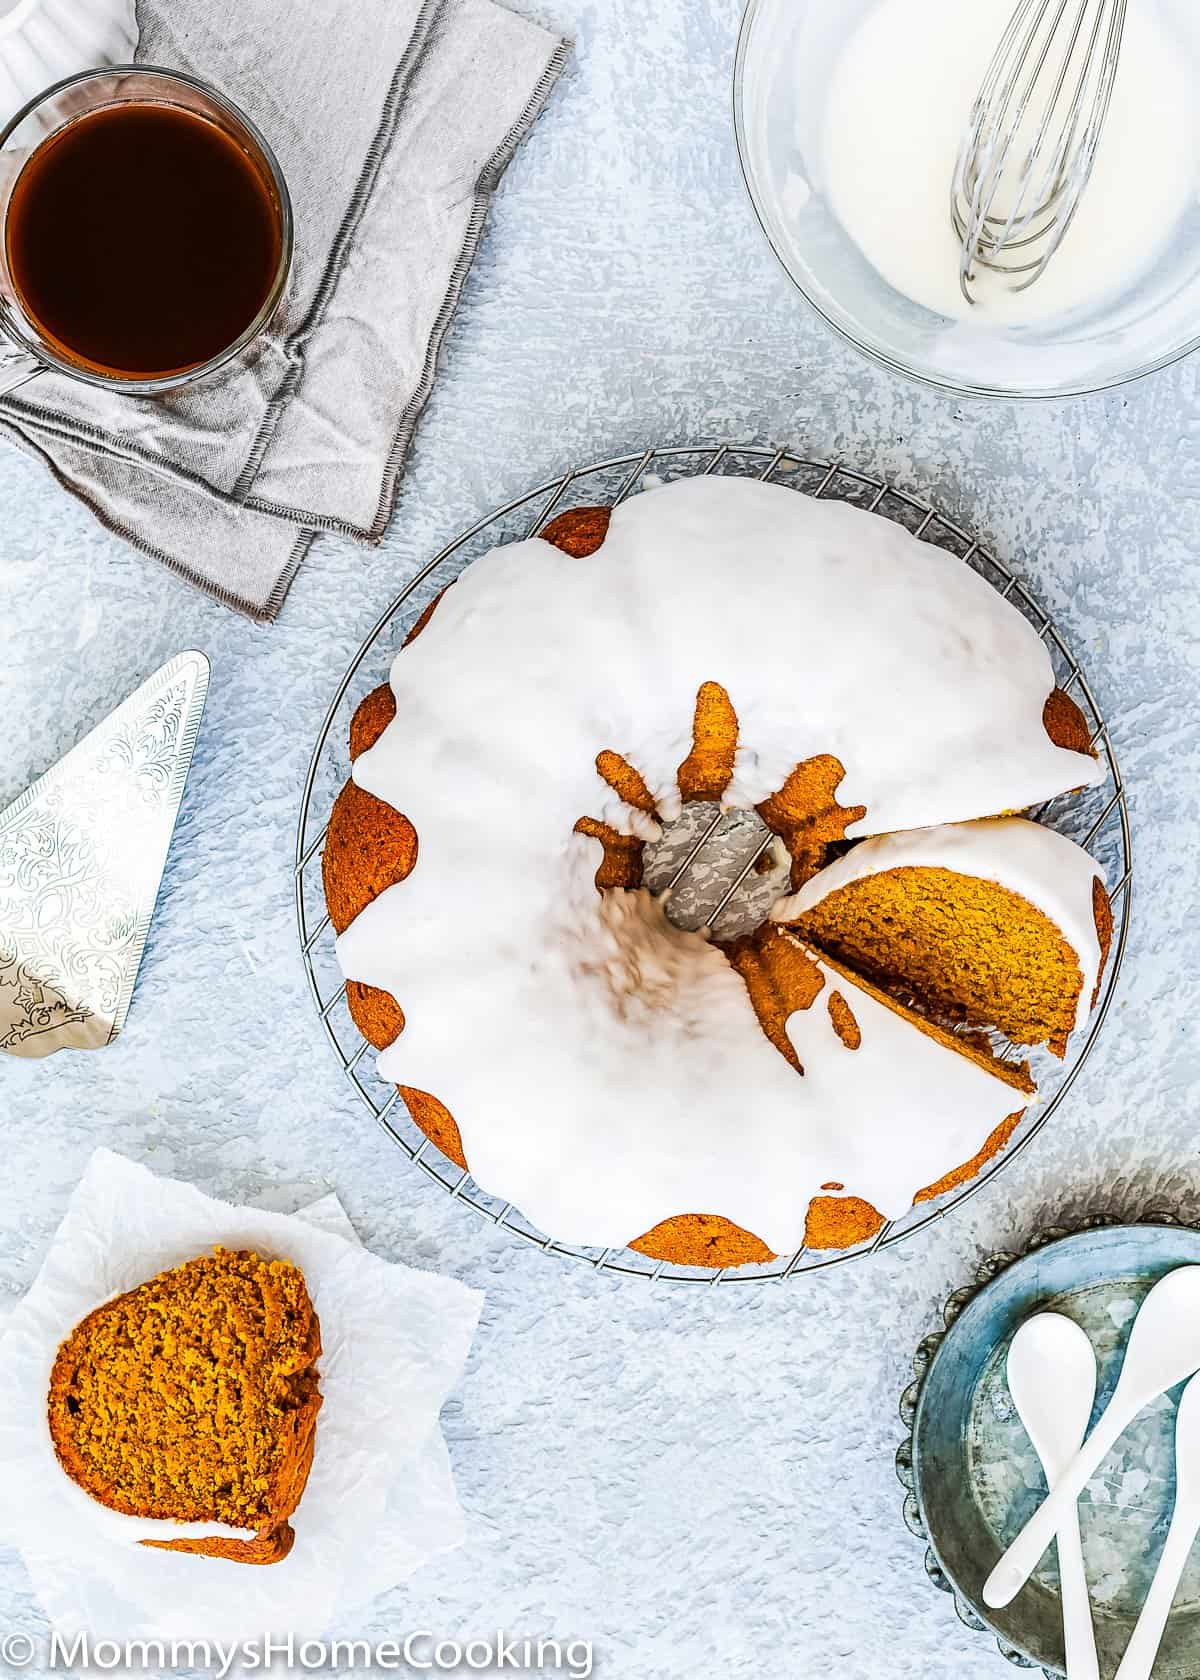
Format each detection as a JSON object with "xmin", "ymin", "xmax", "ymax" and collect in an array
[
  {"xmin": 773, "ymin": 816, "xmax": 1111, "ymax": 1058},
  {"xmin": 48, "ymin": 1247, "xmax": 322, "ymax": 1565}
]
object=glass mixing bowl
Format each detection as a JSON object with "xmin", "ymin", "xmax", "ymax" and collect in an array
[{"xmin": 733, "ymin": 0, "xmax": 1200, "ymax": 399}]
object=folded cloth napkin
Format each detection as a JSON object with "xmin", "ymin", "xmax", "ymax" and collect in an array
[{"xmin": 0, "ymin": 0, "xmax": 567, "ymax": 619}]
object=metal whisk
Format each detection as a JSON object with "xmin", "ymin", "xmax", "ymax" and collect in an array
[{"xmin": 952, "ymin": 0, "xmax": 1127, "ymax": 303}]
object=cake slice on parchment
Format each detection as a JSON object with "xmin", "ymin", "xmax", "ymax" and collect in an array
[{"xmin": 48, "ymin": 1248, "xmax": 321, "ymax": 1564}]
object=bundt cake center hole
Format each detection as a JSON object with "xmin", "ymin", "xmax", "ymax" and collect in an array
[{"xmin": 642, "ymin": 803, "xmax": 791, "ymax": 940}]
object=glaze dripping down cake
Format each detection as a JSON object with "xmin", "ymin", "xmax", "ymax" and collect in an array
[{"xmin": 323, "ymin": 476, "xmax": 1109, "ymax": 1267}]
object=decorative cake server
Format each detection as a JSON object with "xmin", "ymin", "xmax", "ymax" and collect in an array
[{"xmin": 0, "ymin": 650, "xmax": 209, "ymax": 1057}]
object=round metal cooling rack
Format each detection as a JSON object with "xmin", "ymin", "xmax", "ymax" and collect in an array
[{"xmin": 295, "ymin": 444, "xmax": 1132, "ymax": 1286}]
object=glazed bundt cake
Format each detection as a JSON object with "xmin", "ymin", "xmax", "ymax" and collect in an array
[{"xmin": 324, "ymin": 476, "xmax": 1106, "ymax": 1266}]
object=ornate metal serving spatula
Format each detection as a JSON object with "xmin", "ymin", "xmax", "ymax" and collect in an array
[{"xmin": 0, "ymin": 651, "xmax": 209, "ymax": 1057}]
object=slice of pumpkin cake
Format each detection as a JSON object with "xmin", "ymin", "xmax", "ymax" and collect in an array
[
  {"xmin": 772, "ymin": 816, "xmax": 1112, "ymax": 1058},
  {"xmin": 48, "ymin": 1248, "xmax": 321, "ymax": 1565}
]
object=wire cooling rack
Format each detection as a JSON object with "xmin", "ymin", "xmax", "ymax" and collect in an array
[{"xmin": 295, "ymin": 445, "xmax": 1132, "ymax": 1286}]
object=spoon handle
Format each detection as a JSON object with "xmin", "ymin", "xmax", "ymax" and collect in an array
[
  {"xmin": 985, "ymin": 1401, "xmax": 1131, "ymax": 1608},
  {"xmin": 1113, "ymin": 1505, "xmax": 1200, "ymax": 1680},
  {"xmin": 1058, "ymin": 1500, "xmax": 1100, "ymax": 1680}
]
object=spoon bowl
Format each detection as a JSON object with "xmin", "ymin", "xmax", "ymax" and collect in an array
[
  {"xmin": 1112, "ymin": 1269, "xmax": 1200, "ymax": 1407},
  {"xmin": 1008, "ymin": 1314, "xmax": 1098, "ymax": 1478}
]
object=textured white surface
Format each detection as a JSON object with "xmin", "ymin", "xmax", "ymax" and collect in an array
[{"xmin": 0, "ymin": 0, "xmax": 1198, "ymax": 1675}]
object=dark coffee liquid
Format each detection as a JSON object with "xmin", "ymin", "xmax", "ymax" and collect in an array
[{"xmin": 5, "ymin": 102, "xmax": 282, "ymax": 378}]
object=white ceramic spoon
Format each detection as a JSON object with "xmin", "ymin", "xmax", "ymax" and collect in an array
[
  {"xmin": 985, "ymin": 1267, "xmax": 1200, "ymax": 1609},
  {"xmin": 1007, "ymin": 1313, "xmax": 1100, "ymax": 1680},
  {"xmin": 1112, "ymin": 1372, "xmax": 1200, "ymax": 1680}
]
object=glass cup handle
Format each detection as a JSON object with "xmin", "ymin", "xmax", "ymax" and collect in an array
[{"xmin": 0, "ymin": 335, "xmax": 42, "ymax": 399}]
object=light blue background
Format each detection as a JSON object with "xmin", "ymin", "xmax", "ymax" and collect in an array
[{"xmin": 2, "ymin": 2, "xmax": 1198, "ymax": 1675}]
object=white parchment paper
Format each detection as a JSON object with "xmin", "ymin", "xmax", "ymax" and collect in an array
[{"xmin": 0, "ymin": 1149, "xmax": 483, "ymax": 1642}]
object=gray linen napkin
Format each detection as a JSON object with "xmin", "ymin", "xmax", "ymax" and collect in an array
[{"xmin": 0, "ymin": 0, "xmax": 567, "ymax": 618}]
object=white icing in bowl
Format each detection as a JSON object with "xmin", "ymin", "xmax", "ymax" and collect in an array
[
  {"xmin": 821, "ymin": 0, "xmax": 1196, "ymax": 325},
  {"xmin": 735, "ymin": 0, "xmax": 1200, "ymax": 397}
]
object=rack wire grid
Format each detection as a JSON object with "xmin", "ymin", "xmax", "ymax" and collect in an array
[{"xmin": 295, "ymin": 444, "xmax": 1132, "ymax": 1287}]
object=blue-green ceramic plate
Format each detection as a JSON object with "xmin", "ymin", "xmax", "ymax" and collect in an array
[{"xmin": 905, "ymin": 1221, "xmax": 1200, "ymax": 1677}]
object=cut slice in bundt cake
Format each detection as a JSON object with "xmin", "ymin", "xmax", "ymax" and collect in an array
[
  {"xmin": 773, "ymin": 817, "xmax": 1112, "ymax": 1058},
  {"xmin": 48, "ymin": 1249, "xmax": 321, "ymax": 1564}
]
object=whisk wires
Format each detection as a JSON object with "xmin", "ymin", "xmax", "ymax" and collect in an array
[{"xmin": 952, "ymin": 0, "xmax": 1127, "ymax": 303}]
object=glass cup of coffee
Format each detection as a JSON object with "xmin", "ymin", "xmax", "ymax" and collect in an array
[{"xmin": 0, "ymin": 65, "xmax": 292, "ymax": 400}]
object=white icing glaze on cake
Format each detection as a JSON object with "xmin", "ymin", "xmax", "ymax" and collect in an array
[
  {"xmin": 336, "ymin": 476, "xmax": 1099, "ymax": 1253},
  {"xmin": 771, "ymin": 817, "xmax": 1106, "ymax": 1032},
  {"xmin": 782, "ymin": 947, "xmax": 1024, "ymax": 1221}
]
